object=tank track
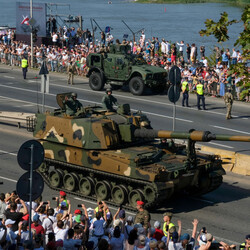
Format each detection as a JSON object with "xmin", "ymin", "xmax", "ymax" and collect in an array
[{"xmin": 38, "ymin": 158, "xmax": 164, "ymax": 212}]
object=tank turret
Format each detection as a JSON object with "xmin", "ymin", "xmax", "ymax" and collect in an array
[{"xmin": 30, "ymin": 95, "xmax": 250, "ymax": 209}]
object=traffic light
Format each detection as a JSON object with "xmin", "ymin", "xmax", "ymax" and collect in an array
[{"xmin": 32, "ymin": 28, "xmax": 38, "ymax": 43}]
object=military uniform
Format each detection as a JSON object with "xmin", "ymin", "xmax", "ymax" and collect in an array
[
  {"xmin": 67, "ymin": 62, "xmax": 76, "ymax": 85},
  {"xmin": 102, "ymin": 93, "xmax": 118, "ymax": 112},
  {"xmin": 134, "ymin": 209, "xmax": 151, "ymax": 229},
  {"xmin": 224, "ymin": 91, "xmax": 233, "ymax": 119},
  {"xmin": 64, "ymin": 97, "xmax": 83, "ymax": 116}
]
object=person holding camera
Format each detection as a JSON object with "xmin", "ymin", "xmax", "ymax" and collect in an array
[{"xmin": 56, "ymin": 191, "xmax": 71, "ymax": 216}]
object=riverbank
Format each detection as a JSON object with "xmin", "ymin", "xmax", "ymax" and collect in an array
[{"xmin": 136, "ymin": 0, "xmax": 248, "ymax": 5}]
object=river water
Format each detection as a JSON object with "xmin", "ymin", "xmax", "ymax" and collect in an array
[{"xmin": 1, "ymin": 0, "xmax": 243, "ymax": 54}]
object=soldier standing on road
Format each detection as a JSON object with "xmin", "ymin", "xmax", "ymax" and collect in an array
[
  {"xmin": 67, "ymin": 60, "xmax": 76, "ymax": 85},
  {"xmin": 21, "ymin": 56, "xmax": 28, "ymax": 79},
  {"xmin": 63, "ymin": 93, "xmax": 83, "ymax": 116},
  {"xmin": 181, "ymin": 77, "xmax": 190, "ymax": 107},
  {"xmin": 195, "ymin": 81, "xmax": 206, "ymax": 110},
  {"xmin": 102, "ymin": 88, "xmax": 119, "ymax": 112},
  {"xmin": 224, "ymin": 88, "xmax": 233, "ymax": 119},
  {"xmin": 134, "ymin": 201, "xmax": 151, "ymax": 230}
]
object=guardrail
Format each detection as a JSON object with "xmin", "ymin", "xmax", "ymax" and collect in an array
[{"xmin": 0, "ymin": 111, "xmax": 35, "ymax": 128}]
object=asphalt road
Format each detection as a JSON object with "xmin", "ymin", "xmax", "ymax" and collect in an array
[{"xmin": 0, "ymin": 64, "xmax": 249, "ymax": 245}]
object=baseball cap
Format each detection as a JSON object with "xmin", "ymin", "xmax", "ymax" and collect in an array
[
  {"xmin": 5, "ymin": 219, "xmax": 15, "ymax": 226},
  {"xmin": 113, "ymin": 219, "xmax": 121, "ymax": 228},
  {"xmin": 74, "ymin": 209, "xmax": 81, "ymax": 214},
  {"xmin": 87, "ymin": 207, "xmax": 94, "ymax": 217},
  {"xmin": 118, "ymin": 209, "xmax": 125, "ymax": 219},
  {"xmin": 33, "ymin": 214, "xmax": 40, "ymax": 222},
  {"xmin": 127, "ymin": 216, "xmax": 133, "ymax": 222},
  {"xmin": 154, "ymin": 221, "xmax": 161, "ymax": 228},
  {"xmin": 60, "ymin": 191, "xmax": 66, "ymax": 197},
  {"xmin": 138, "ymin": 227, "xmax": 145, "ymax": 235},
  {"xmin": 180, "ymin": 233, "xmax": 190, "ymax": 241},
  {"xmin": 246, "ymin": 235, "xmax": 250, "ymax": 240}
]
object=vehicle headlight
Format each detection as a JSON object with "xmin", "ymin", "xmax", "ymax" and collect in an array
[{"xmin": 147, "ymin": 74, "xmax": 153, "ymax": 79}]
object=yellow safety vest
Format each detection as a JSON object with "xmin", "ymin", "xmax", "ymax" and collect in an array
[
  {"xmin": 182, "ymin": 81, "xmax": 189, "ymax": 92},
  {"xmin": 21, "ymin": 59, "xmax": 28, "ymax": 68},
  {"xmin": 196, "ymin": 84, "xmax": 204, "ymax": 95},
  {"xmin": 163, "ymin": 222, "xmax": 175, "ymax": 237}
]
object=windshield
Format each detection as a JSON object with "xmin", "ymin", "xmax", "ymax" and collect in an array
[{"xmin": 131, "ymin": 54, "xmax": 147, "ymax": 65}]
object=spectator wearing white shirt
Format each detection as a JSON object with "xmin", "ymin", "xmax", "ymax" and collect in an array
[{"xmin": 177, "ymin": 41, "xmax": 185, "ymax": 58}]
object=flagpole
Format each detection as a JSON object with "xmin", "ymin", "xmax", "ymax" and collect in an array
[{"xmin": 30, "ymin": 0, "xmax": 33, "ymax": 68}]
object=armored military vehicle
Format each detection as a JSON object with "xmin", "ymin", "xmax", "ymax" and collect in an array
[
  {"xmin": 86, "ymin": 44, "xmax": 167, "ymax": 95},
  {"xmin": 29, "ymin": 93, "xmax": 250, "ymax": 210}
]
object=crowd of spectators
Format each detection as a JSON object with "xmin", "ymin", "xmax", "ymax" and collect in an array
[
  {"xmin": 0, "ymin": 190, "xmax": 249, "ymax": 250},
  {"xmin": 0, "ymin": 28, "xmax": 249, "ymax": 101}
]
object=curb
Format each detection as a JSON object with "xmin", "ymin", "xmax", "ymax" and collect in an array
[{"xmin": 200, "ymin": 146, "xmax": 250, "ymax": 176}]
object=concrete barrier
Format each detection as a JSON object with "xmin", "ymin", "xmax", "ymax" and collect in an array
[{"xmin": 200, "ymin": 146, "xmax": 250, "ymax": 176}]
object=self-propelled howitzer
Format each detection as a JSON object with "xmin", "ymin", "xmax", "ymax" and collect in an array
[{"xmin": 29, "ymin": 96, "xmax": 250, "ymax": 209}]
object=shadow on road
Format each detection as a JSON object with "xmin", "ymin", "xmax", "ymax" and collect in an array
[{"xmin": 151, "ymin": 182, "xmax": 250, "ymax": 214}]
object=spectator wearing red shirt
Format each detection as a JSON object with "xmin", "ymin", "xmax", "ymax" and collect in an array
[
  {"xmin": 31, "ymin": 214, "xmax": 45, "ymax": 235},
  {"xmin": 153, "ymin": 221, "xmax": 164, "ymax": 241}
]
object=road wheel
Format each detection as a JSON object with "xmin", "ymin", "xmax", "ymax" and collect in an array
[
  {"xmin": 95, "ymin": 181, "xmax": 111, "ymax": 201},
  {"xmin": 128, "ymin": 189, "xmax": 144, "ymax": 208},
  {"xmin": 49, "ymin": 169, "xmax": 63, "ymax": 188},
  {"xmin": 111, "ymin": 185, "xmax": 128, "ymax": 205},
  {"xmin": 129, "ymin": 77, "xmax": 145, "ymax": 95},
  {"xmin": 89, "ymin": 72, "xmax": 104, "ymax": 91}
]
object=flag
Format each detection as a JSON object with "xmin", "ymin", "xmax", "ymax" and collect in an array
[{"xmin": 21, "ymin": 16, "xmax": 30, "ymax": 26}]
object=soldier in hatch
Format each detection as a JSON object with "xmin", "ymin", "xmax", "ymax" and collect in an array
[
  {"xmin": 64, "ymin": 92, "xmax": 83, "ymax": 116},
  {"xmin": 102, "ymin": 88, "xmax": 119, "ymax": 112}
]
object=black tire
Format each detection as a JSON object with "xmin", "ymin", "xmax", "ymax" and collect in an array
[
  {"xmin": 89, "ymin": 72, "xmax": 104, "ymax": 91},
  {"xmin": 129, "ymin": 77, "xmax": 145, "ymax": 95}
]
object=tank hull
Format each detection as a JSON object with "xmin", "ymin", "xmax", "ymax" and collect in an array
[{"xmin": 37, "ymin": 140, "xmax": 225, "ymax": 210}]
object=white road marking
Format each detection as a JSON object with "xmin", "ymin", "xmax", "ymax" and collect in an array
[
  {"xmin": 16, "ymin": 104, "xmax": 35, "ymax": 107},
  {"xmin": 0, "ymin": 149, "xmax": 17, "ymax": 156},
  {"xmin": 212, "ymin": 125, "xmax": 250, "ymax": 135},
  {"xmin": 190, "ymin": 196, "xmax": 214, "ymax": 204},
  {"xmin": 208, "ymin": 142, "xmax": 234, "ymax": 149},
  {"xmin": 141, "ymin": 110, "xmax": 193, "ymax": 123},
  {"xmin": 27, "ymin": 80, "xmax": 37, "ymax": 83},
  {"xmin": 0, "ymin": 175, "xmax": 17, "ymax": 183},
  {"xmin": 0, "ymin": 86, "xmax": 192, "ymax": 122},
  {"xmin": 3, "ymin": 76, "xmax": 15, "ymax": 79}
]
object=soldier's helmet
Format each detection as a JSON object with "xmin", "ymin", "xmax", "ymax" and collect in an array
[
  {"xmin": 106, "ymin": 88, "xmax": 112, "ymax": 94},
  {"xmin": 71, "ymin": 92, "xmax": 77, "ymax": 98}
]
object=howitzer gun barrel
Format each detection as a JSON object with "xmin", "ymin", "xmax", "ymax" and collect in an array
[{"xmin": 134, "ymin": 129, "xmax": 250, "ymax": 142}]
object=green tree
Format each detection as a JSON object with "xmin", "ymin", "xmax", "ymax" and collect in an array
[{"xmin": 200, "ymin": 5, "xmax": 250, "ymax": 100}]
